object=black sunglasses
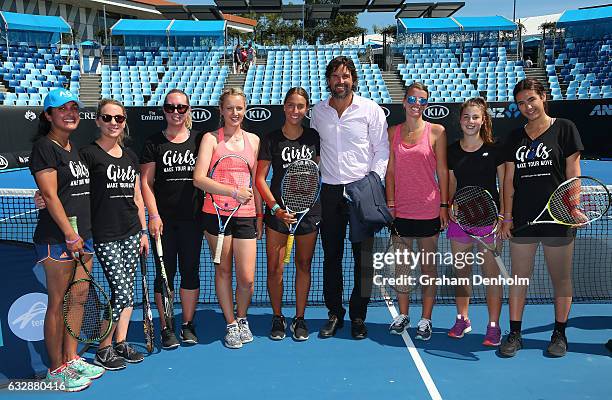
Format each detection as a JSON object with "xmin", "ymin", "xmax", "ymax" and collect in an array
[
  {"xmin": 99, "ymin": 114, "xmax": 126, "ymax": 123},
  {"xmin": 163, "ymin": 103, "xmax": 189, "ymax": 114}
]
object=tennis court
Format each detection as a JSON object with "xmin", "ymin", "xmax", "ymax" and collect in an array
[{"xmin": 1, "ymin": 161, "xmax": 611, "ymax": 399}]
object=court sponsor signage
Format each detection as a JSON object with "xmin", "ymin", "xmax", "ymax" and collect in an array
[
  {"xmin": 245, "ymin": 107, "xmax": 271, "ymax": 122},
  {"xmin": 589, "ymin": 104, "xmax": 612, "ymax": 116},
  {"xmin": 423, "ymin": 105, "xmax": 450, "ymax": 119},
  {"xmin": 0, "ymin": 155, "xmax": 8, "ymax": 170},
  {"xmin": 191, "ymin": 107, "xmax": 212, "ymax": 122},
  {"xmin": 23, "ymin": 110, "xmax": 37, "ymax": 121},
  {"xmin": 489, "ymin": 103, "xmax": 521, "ymax": 119},
  {"xmin": 141, "ymin": 110, "xmax": 164, "ymax": 121},
  {"xmin": 8, "ymin": 293, "xmax": 47, "ymax": 342},
  {"xmin": 79, "ymin": 111, "xmax": 97, "ymax": 120}
]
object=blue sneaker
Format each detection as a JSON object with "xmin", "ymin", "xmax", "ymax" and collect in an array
[{"xmin": 66, "ymin": 357, "xmax": 105, "ymax": 380}]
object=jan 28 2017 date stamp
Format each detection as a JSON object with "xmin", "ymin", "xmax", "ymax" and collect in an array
[{"xmin": 4, "ymin": 379, "xmax": 65, "ymax": 392}]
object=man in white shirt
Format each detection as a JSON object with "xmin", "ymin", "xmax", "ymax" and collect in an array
[{"xmin": 310, "ymin": 56, "xmax": 389, "ymax": 340}]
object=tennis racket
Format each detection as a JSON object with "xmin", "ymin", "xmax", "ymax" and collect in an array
[
  {"xmin": 209, "ymin": 154, "xmax": 253, "ymax": 264},
  {"xmin": 374, "ymin": 225, "xmax": 421, "ymax": 296},
  {"xmin": 154, "ymin": 235, "xmax": 175, "ymax": 332},
  {"xmin": 451, "ymin": 186, "xmax": 511, "ymax": 279},
  {"xmin": 63, "ymin": 217, "xmax": 112, "ymax": 343},
  {"xmin": 512, "ymin": 176, "xmax": 611, "ymax": 233},
  {"xmin": 281, "ymin": 159, "xmax": 321, "ymax": 264},
  {"xmin": 139, "ymin": 252, "xmax": 154, "ymax": 353}
]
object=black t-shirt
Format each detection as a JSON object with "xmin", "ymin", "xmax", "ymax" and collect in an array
[
  {"xmin": 447, "ymin": 140, "xmax": 504, "ymax": 207},
  {"xmin": 140, "ymin": 130, "xmax": 204, "ymax": 221},
  {"xmin": 504, "ymin": 118, "xmax": 584, "ymax": 222},
  {"xmin": 258, "ymin": 127, "xmax": 321, "ymax": 215},
  {"xmin": 79, "ymin": 143, "xmax": 141, "ymax": 242},
  {"xmin": 30, "ymin": 136, "xmax": 92, "ymax": 244}
]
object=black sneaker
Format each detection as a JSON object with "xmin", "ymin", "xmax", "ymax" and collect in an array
[
  {"xmin": 547, "ymin": 330, "xmax": 568, "ymax": 357},
  {"xmin": 95, "ymin": 345, "xmax": 126, "ymax": 371},
  {"xmin": 180, "ymin": 322, "xmax": 198, "ymax": 345},
  {"xmin": 114, "ymin": 341, "xmax": 144, "ymax": 363},
  {"xmin": 161, "ymin": 327, "xmax": 180, "ymax": 349},
  {"xmin": 269, "ymin": 315, "xmax": 286, "ymax": 340},
  {"xmin": 290, "ymin": 317, "xmax": 309, "ymax": 341},
  {"xmin": 500, "ymin": 331, "xmax": 523, "ymax": 357},
  {"xmin": 319, "ymin": 313, "xmax": 343, "ymax": 338}
]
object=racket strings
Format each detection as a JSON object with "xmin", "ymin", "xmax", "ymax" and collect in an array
[
  {"xmin": 64, "ymin": 280, "xmax": 110, "ymax": 341},
  {"xmin": 453, "ymin": 186, "xmax": 498, "ymax": 237},
  {"xmin": 550, "ymin": 178, "xmax": 611, "ymax": 224},
  {"xmin": 210, "ymin": 156, "xmax": 252, "ymax": 210},
  {"xmin": 281, "ymin": 161, "xmax": 320, "ymax": 212}
]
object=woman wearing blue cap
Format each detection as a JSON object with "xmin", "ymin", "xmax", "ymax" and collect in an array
[{"xmin": 30, "ymin": 88, "xmax": 105, "ymax": 392}]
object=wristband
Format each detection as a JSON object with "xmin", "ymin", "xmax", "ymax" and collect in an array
[
  {"xmin": 140, "ymin": 229, "xmax": 148, "ymax": 235},
  {"xmin": 65, "ymin": 235, "xmax": 81, "ymax": 245},
  {"xmin": 256, "ymin": 213, "xmax": 264, "ymax": 218},
  {"xmin": 271, "ymin": 204, "xmax": 281, "ymax": 214},
  {"xmin": 440, "ymin": 203, "xmax": 449, "ymax": 208},
  {"xmin": 149, "ymin": 214, "xmax": 160, "ymax": 220},
  {"xmin": 503, "ymin": 218, "xmax": 513, "ymax": 223}
]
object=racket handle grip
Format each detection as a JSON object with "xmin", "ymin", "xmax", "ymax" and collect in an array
[
  {"xmin": 214, "ymin": 233, "xmax": 224, "ymax": 264},
  {"xmin": 283, "ymin": 234, "xmax": 295, "ymax": 264},
  {"xmin": 155, "ymin": 235, "xmax": 164, "ymax": 257}
]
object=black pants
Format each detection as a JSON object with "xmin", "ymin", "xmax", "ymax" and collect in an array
[{"xmin": 320, "ymin": 183, "xmax": 373, "ymax": 321}]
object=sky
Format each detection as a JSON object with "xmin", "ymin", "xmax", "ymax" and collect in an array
[{"xmin": 180, "ymin": 1, "xmax": 608, "ymax": 32}]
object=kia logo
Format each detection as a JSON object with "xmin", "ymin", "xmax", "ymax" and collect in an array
[
  {"xmin": 380, "ymin": 106, "xmax": 391, "ymax": 117},
  {"xmin": 191, "ymin": 108, "xmax": 211, "ymax": 123},
  {"xmin": 246, "ymin": 107, "xmax": 271, "ymax": 122},
  {"xmin": 423, "ymin": 105, "xmax": 450, "ymax": 120},
  {"xmin": 0, "ymin": 155, "xmax": 8, "ymax": 170}
]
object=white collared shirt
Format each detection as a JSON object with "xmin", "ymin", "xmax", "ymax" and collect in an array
[{"xmin": 310, "ymin": 93, "xmax": 389, "ymax": 185}]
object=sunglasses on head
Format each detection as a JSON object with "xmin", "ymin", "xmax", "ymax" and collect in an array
[
  {"xmin": 99, "ymin": 114, "xmax": 126, "ymax": 123},
  {"xmin": 163, "ymin": 103, "xmax": 189, "ymax": 114},
  {"xmin": 406, "ymin": 96, "xmax": 428, "ymax": 106}
]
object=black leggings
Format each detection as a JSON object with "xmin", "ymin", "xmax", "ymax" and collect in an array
[{"xmin": 153, "ymin": 219, "xmax": 203, "ymax": 293}]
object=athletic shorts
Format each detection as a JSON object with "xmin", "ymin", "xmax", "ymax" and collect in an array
[
  {"xmin": 35, "ymin": 238, "xmax": 94, "ymax": 263},
  {"xmin": 393, "ymin": 217, "xmax": 441, "ymax": 238},
  {"xmin": 264, "ymin": 211, "xmax": 321, "ymax": 235},
  {"xmin": 446, "ymin": 220, "xmax": 495, "ymax": 244},
  {"xmin": 203, "ymin": 213, "xmax": 257, "ymax": 239},
  {"xmin": 510, "ymin": 220, "xmax": 576, "ymax": 247}
]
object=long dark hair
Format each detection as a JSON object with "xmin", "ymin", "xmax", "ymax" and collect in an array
[
  {"xmin": 513, "ymin": 78, "xmax": 548, "ymax": 112},
  {"xmin": 325, "ymin": 56, "xmax": 358, "ymax": 93},
  {"xmin": 32, "ymin": 110, "xmax": 53, "ymax": 142},
  {"xmin": 283, "ymin": 87, "xmax": 310, "ymax": 106}
]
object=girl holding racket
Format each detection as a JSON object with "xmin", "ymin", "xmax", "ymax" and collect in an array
[
  {"xmin": 385, "ymin": 82, "xmax": 449, "ymax": 340},
  {"xmin": 30, "ymin": 88, "xmax": 104, "ymax": 391},
  {"xmin": 140, "ymin": 89, "xmax": 204, "ymax": 349},
  {"xmin": 79, "ymin": 99, "xmax": 149, "ymax": 369},
  {"xmin": 499, "ymin": 78, "xmax": 584, "ymax": 357},
  {"xmin": 446, "ymin": 97, "xmax": 505, "ymax": 346},
  {"xmin": 194, "ymin": 88, "xmax": 262, "ymax": 349},
  {"xmin": 255, "ymin": 87, "xmax": 321, "ymax": 341}
]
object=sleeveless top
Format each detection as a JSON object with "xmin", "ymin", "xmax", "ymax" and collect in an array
[
  {"xmin": 202, "ymin": 127, "xmax": 256, "ymax": 217},
  {"xmin": 393, "ymin": 122, "xmax": 440, "ymax": 220}
]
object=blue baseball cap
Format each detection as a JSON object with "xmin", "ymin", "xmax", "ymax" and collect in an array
[{"xmin": 43, "ymin": 88, "xmax": 83, "ymax": 111}]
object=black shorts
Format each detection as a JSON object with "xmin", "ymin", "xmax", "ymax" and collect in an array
[
  {"xmin": 264, "ymin": 211, "xmax": 321, "ymax": 235},
  {"xmin": 203, "ymin": 213, "xmax": 257, "ymax": 239},
  {"xmin": 393, "ymin": 217, "xmax": 441, "ymax": 238},
  {"xmin": 511, "ymin": 221, "xmax": 576, "ymax": 247}
]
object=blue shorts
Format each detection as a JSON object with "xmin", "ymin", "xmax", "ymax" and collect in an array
[{"xmin": 35, "ymin": 238, "xmax": 94, "ymax": 263}]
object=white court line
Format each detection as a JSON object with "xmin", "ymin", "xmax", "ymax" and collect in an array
[{"xmin": 382, "ymin": 289, "xmax": 442, "ymax": 400}]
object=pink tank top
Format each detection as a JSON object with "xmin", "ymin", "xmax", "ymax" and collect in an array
[
  {"xmin": 393, "ymin": 122, "xmax": 440, "ymax": 220},
  {"xmin": 202, "ymin": 127, "xmax": 256, "ymax": 217}
]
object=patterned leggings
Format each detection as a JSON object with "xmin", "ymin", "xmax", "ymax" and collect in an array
[{"xmin": 94, "ymin": 233, "xmax": 140, "ymax": 322}]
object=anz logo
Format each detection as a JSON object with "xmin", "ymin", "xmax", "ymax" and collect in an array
[
  {"xmin": 246, "ymin": 107, "xmax": 271, "ymax": 122},
  {"xmin": 590, "ymin": 104, "xmax": 612, "ymax": 116},
  {"xmin": 191, "ymin": 108, "xmax": 212, "ymax": 123},
  {"xmin": 423, "ymin": 105, "xmax": 449, "ymax": 120},
  {"xmin": 490, "ymin": 103, "xmax": 521, "ymax": 119}
]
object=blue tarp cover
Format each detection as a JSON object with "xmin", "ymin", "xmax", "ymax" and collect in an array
[
  {"xmin": 0, "ymin": 11, "xmax": 70, "ymax": 33},
  {"xmin": 399, "ymin": 18, "xmax": 460, "ymax": 33},
  {"xmin": 111, "ymin": 20, "xmax": 172, "ymax": 36},
  {"xmin": 169, "ymin": 20, "xmax": 225, "ymax": 37},
  {"xmin": 558, "ymin": 6, "xmax": 612, "ymax": 26},
  {"xmin": 454, "ymin": 16, "xmax": 516, "ymax": 32}
]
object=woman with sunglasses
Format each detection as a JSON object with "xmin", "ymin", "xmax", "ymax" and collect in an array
[
  {"xmin": 255, "ymin": 87, "xmax": 320, "ymax": 341},
  {"xmin": 385, "ymin": 82, "xmax": 449, "ymax": 341},
  {"xmin": 194, "ymin": 87, "xmax": 262, "ymax": 349},
  {"xmin": 30, "ymin": 88, "xmax": 104, "ymax": 391},
  {"xmin": 140, "ymin": 89, "xmax": 204, "ymax": 349},
  {"xmin": 499, "ymin": 78, "xmax": 583, "ymax": 358},
  {"xmin": 446, "ymin": 97, "xmax": 505, "ymax": 346},
  {"xmin": 78, "ymin": 99, "xmax": 149, "ymax": 370}
]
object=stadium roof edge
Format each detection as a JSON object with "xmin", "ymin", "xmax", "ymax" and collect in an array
[
  {"xmin": 0, "ymin": 10, "xmax": 71, "ymax": 33},
  {"xmin": 398, "ymin": 15, "xmax": 516, "ymax": 33},
  {"xmin": 558, "ymin": 4, "xmax": 612, "ymax": 26}
]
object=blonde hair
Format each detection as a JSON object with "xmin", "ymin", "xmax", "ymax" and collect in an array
[
  {"xmin": 97, "ymin": 98, "xmax": 128, "ymax": 146},
  {"xmin": 460, "ymin": 97, "xmax": 494, "ymax": 144},
  {"xmin": 164, "ymin": 89, "xmax": 192, "ymax": 130},
  {"xmin": 218, "ymin": 87, "xmax": 247, "ymax": 128}
]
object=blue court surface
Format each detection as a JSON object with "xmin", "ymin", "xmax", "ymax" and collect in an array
[{"xmin": 1, "ymin": 160, "xmax": 611, "ymax": 399}]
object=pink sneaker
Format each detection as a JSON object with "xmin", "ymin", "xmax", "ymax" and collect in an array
[
  {"xmin": 448, "ymin": 315, "xmax": 472, "ymax": 338},
  {"xmin": 482, "ymin": 322, "xmax": 502, "ymax": 346}
]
